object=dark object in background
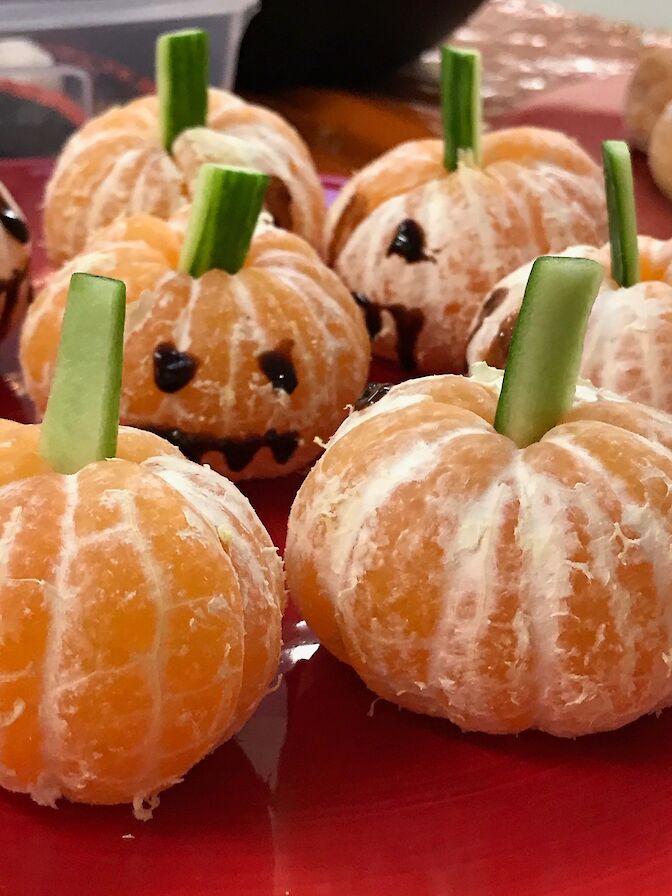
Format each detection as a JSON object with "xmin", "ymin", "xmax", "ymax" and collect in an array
[
  {"xmin": 236, "ymin": 0, "xmax": 483, "ymax": 89},
  {"xmin": 0, "ymin": 80, "xmax": 84, "ymax": 157}
]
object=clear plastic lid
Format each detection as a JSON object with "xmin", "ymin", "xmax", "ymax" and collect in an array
[{"xmin": 0, "ymin": 0, "xmax": 256, "ymax": 31}]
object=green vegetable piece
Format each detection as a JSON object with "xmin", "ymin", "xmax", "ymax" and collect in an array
[
  {"xmin": 39, "ymin": 273, "xmax": 126, "ymax": 474},
  {"xmin": 494, "ymin": 256, "xmax": 603, "ymax": 448},
  {"xmin": 602, "ymin": 139, "xmax": 640, "ymax": 288},
  {"xmin": 157, "ymin": 28, "xmax": 209, "ymax": 153},
  {"xmin": 179, "ymin": 163, "xmax": 270, "ymax": 277},
  {"xmin": 441, "ymin": 45, "xmax": 482, "ymax": 172}
]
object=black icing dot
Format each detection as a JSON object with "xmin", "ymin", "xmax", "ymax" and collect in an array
[
  {"xmin": 258, "ymin": 339, "xmax": 298, "ymax": 394},
  {"xmin": 153, "ymin": 342, "xmax": 199, "ymax": 393},
  {"xmin": 0, "ymin": 202, "xmax": 29, "ymax": 245},
  {"xmin": 386, "ymin": 219, "xmax": 432, "ymax": 264}
]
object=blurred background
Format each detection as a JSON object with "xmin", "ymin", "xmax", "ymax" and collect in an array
[{"xmin": 0, "ymin": 0, "xmax": 670, "ymax": 161}]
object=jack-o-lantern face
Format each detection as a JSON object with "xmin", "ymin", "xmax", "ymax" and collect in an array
[
  {"xmin": 21, "ymin": 211, "xmax": 371, "ymax": 480},
  {"xmin": 326, "ymin": 128, "xmax": 606, "ymax": 374}
]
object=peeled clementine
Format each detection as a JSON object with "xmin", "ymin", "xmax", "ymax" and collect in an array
[
  {"xmin": 20, "ymin": 212, "xmax": 370, "ymax": 480},
  {"xmin": 468, "ymin": 237, "xmax": 672, "ymax": 413},
  {"xmin": 286, "ymin": 368, "xmax": 672, "ymax": 736},
  {"xmin": 44, "ymin": 89, "xmax": 325, "ymax": 263},
  {"xmin": 0, "ymin": 422, "xmax": 285, "ymax": 810},
  {"xmin": 326, "ymin": 127, "xmax": 606, "ymax": 373}
]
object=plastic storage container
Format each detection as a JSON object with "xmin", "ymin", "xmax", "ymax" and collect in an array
[{"xmin": 0, "ymin": 0, "xmax": 258, "ymax": 156}]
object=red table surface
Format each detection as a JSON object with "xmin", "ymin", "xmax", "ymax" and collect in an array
[{"xmin": 2, "ymin": 77, "xmax": 672, "ymax": 896}]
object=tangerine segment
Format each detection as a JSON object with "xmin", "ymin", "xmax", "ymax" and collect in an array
[
  {"xmin": 286, "ymin": 376, "xmax": 672, "ymax": 736},
  {"xmin": 480, "ymin": 127, "xmax": 598, "ymax": 176},
  {"xmin": 0, "ymin": 426, "xmax": 284, "ymax": 806},
  {"xmin": 85, "ymin": 214, "xmax": 183, "ymax": 269},
  {"xmin": 144, "ymin": 457, "xmax": 287, "ymax": 736}
]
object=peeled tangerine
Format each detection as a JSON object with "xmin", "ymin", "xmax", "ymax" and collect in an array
[
  {"xmin": 468, "ymin": 238, "xmax": 672, "ymax": 413},
  {"xmin": 624, "ymin": 46, "xmax": 672, "ymax": 201},
  {"xmin": 44, "ymin": 88, "xmax": 325, "ymax": 264},
  {"xmin": 0, "ymin": 181, "xmax": 31, "ymax": 339},
  {"xmin": 286, "ymin": 368, "xmax": 672, "ymax": 736},
  {"xmin": 0, "ymin": 423, "xmax": 285, "ymax": 810},
  {"xmin": 20, "ymin": 211, "xmax": 370, "ymax": 480},
  {"xmin": 326, "ymin": 128, "xmax": 606, "ymax": 374}
]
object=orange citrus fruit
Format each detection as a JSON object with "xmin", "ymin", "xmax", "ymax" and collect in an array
[
  {"xmin": 21, "ymin": 212, "xmax": 370, "ymax": 480},
  {"xmin": 624, "ymin": 47, "xmax": 672, "ymax": 202},
  {"xmin": 286, "ymin": 369, "xmax": 672, "ymax": 736},
  {"xmin": 468, "ymin": 237, "xmax": 672, "ymax": 413},
  {"xmin": 326, "ymin": 127, "xmax": 606, "ymax": 374},
  {"xmin": 0, "ymin": 421, "xmax": 285, "ymax": 810},
  {"xmin": 44, "ymin": 90, "xmax": 325, "ymax": 264}
]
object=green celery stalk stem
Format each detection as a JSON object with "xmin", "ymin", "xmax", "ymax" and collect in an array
[
  {"xmin": 179, "ymin": 164, "xmax": 269, "ymax": 277},
  {"xmin": 602, "ymin": 139, "xmax": 640, "ymax": 288},
  {"xmin": 493, "ymin": 256, "xmax": 603, "ymax": 448},
  {"xmin": 157, "ymin": 28, "xmax": 209, "ymax": 153},
  {"xmin": 40, "ymin": 272, "xmax": 126, "ymax": 474}
]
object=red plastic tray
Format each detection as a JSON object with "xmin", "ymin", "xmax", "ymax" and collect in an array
[{"xmin": 3, "ymin": 77, "xmax": 672, "ymax": 896}]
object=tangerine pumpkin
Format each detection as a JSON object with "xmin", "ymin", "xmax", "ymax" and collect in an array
[
  {"xmin": 286, "ymin": 256, "xmax": 672, "ymax": 737},
  {"xmin": 0, "ymin": 425, "xmax": 285, "ymax": 810},
  {"xmin": 468, "ymin": 238, "xmax": 672, "ymax": 411},
  {"xmin": 469, "ymin": 143, "xmax": 672, "ymax": 413},
  {"xmin": 22, "ymin": 166, "xmax": 370, "ymax": 481},
  {"xmin": 326, "ymin": 48, "xmax": 606, "ymax": 374},
  {"xmin": 43, "ymin": 30, "xmax": 324, "ymax": 264},
  {"xmin": 624, "ymin": 45, "xmax": 672, "ymax": 201},
  {"xmin": 2, "ymin": 272, "xmax": 285, "ymax": 812}
]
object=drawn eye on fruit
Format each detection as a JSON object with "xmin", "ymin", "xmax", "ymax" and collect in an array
[
  {"xmin": 0, "ymin": 181, "xmax": 31, "ymax": 340},
  {"xmin": 1, "ymin": 272, "xmax": 285, "ymax": 812},
  {"xmin": 326, "ymin": 47, "xmax": 607, "ymax": 375},
  {"xmin": 43, "ymin": 29, "xmax": 325, "ymax": 265},
  {"xmin": 21, "ymin": 161, "xmax": 370, "ymax": 481}
]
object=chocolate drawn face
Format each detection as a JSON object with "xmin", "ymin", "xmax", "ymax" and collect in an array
[
  {"xmin": 146, "ymin": 336, "xmax": 302, "ymax": 473},
  {"xmin": 351, "ymin": 290, "xmax": 425, "ymax": 372}
]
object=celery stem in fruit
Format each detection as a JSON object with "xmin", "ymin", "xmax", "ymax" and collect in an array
[
  {"xmin": 494, "ymin": 256, "xmax": 603, "ymax": 448},
  {"xmin": 441, "ymin": 46, "xmax": 482, "ymax": 172},
  {"xmin": 157, "ymin": 28, "xmax": 209, "ymax": 153},
  {"xmin": 602, "ymin": 140, "xmax": 640, "ymax": 288},
  {"xmin": 40, "ymin": 273, "xmax": 126, "ymax": 474},
  {"xmin": 179, "ymin": 164, "xmax": 269, "ymax": 278}
]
